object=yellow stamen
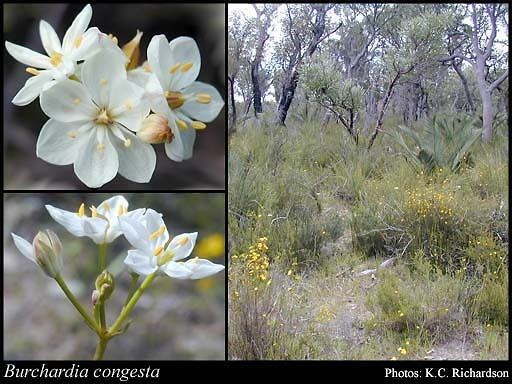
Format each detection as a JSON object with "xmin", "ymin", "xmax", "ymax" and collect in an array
[
  {"xmin": 153, "ymin": 245, "xmax": 164, "ymax": 256},
  {"xmin": 96, "ymin": 143, "xmax": 105, "ymax": 151},
  {"xmin": 103, "ymin": 202, "xmax": 110, "ymax": 212},
  {"xmin": 50, "ymin": 52, "xmax": 63, "ymax": 67},
  {"xmin": 176, "ymin": 119, "xmax": 188, "ymax": 130},
  {"xmin": 67, "ymin": 131, "xmax": 77, "ymax": 139},
  {"xmin": 149, "ymin": 226, "xmax": 166, "ymax": 241},
  {"xmin": 125, "ymin": 100, "xmax": 133, "ymax": 111},
  {"xmin": 90, "ymin": 206, "xmax": 99, "ymax": 218},
  {"xmin": 124, "ymin": 139, "xmax": 132, "ymax": 147},
  {"xmin": 195, "ymin": 94, "xmax": 211, "ymax": 104},
  {"xmin": 165, "ymin": 91, "xmax": 186, "ymax": 109},
  {"xmin": 72, "ymin": 98, "xmax": 81, "ymax": 105},
  {"xmin": 99, "ymin": 78, "xmax": 108, "ymax": 85},
  {"xmin": 74, "ymin": 35, "xmax": 83, "ymax": 48},
  {"xmin": 25, "ymin": 67, "xmax": 40, "ymax": 76},
  {"xmin": 108, "ymin": 33, "xmax": 118, "ymax": 45},
  {"xmin": 181, "ymin": 62, "xmax": 193, "ymax": 72},
  {"xmin": 178, "ymin": 236, "xmax": 189, "ymax": 246},
  {"xmin": 142, "ymin": 61, "xmax": 152, "ymax": 72},
  {"xmin": 116, "ymin": 204, "xmax": 127, "ymax": 216},
  {"xmin": 191, "ymin": 121, "xmax": 207, "ymax": 130},
  {"xmin": 169, "ymin": 62, "xmax": 181, "ymax": 74},
  {"xmin": 77, "ymin": 203, "xmax": 85, "ymax": 217}
]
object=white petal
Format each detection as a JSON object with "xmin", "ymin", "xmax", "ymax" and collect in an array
[
  {"xmin": 73, "ymin": 127, "xmax": 119, "ymax": 188},
  {"xmin": 5, "ymin": 41, "xmax": 51, "ymax": 69},
  {"xmin": 12, "ymin": 71, "xmax": 55, "ymax": 106},
  {"xmin": 109, "ymin": 78, "xmax": 144, "ymax": 110},
  {"xmin": 45, "ymin": 204, "xmax": 86, "ymax": 237},
  {"xmin": 168, "ymin": 232, "xmax": 197, "ymax": 261},
  {"xmin": 128, "ymin": 68, "xmax": 152, "ymax": 90},
  {"xmin": 36, "ymin": 120, "xmax": 92, "ymax": 165},
  {"xmin": 180, "ymin": 82, "xmax": 224, "ymax": 122},
  {"xmin": 40, "ymin": 79, "xmax": 96, "ymax": 122},
  {"xmin": 62, "ymin": 4, "xmax": 92, "ymax": 53},
  {"xmin": 164, "ymin": 120, "xmax": 196, "ymax": 162},
  {"xmin": 147, "ymin": 34, "xmax": 172, "ymax": 91},
  {"xmin": 118, "ymin": 216, "xmax": 153, "ymax": 254},
  {"xmin": 81, "ymin": 49, "xmax": 127, "ymax": 106},
  {"xmin": 109, "ymin": 127, "xmax": 156, "ymax": 183},
  {"xmin": 182, "ymin": 258, "xmax": 225, "ymax": 279},
  {"xmin": 143, "ymin": 209, "xmax": 169, "ymax": 250},
  {"xmin": 160, "ymin": 261, "xmax": 192, "ymax": 279},
  {"xmin": 11, "ymin": 233, "xmax": 36, "ymax": 263},
  {"xmin": 39, "ymin": 20, "xmax": 62, "ymax": 56},
  {"xmin": 124, "ymin": 250, "xmax": 158, "ymax": 276},
  {"xmin": 97, "ymin": 195, "xmax": 129, "ymax": 217},
  {"xmin": 114, "ymin": 100, "xmax": 150, "ymax": 132},
  {"xmin": 68, "ymin": 27, "xmax": 101, "ymax": 61},
  {"xmin": 82, "ymin": 218, "xmax": 110, "ymax": 244},
  {"xmin": 168, "ymin": 37, "xmax": 201, "ymax": 90}
]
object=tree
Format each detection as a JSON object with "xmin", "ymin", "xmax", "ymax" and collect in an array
[{"xmin": 440, "ymin": 4, "xmax": 508, "ymax": 142}]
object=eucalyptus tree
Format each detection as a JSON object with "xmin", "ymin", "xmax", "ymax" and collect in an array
[
  {"xmin": 440, "ymin": 3, "xmax": 508, "ymax": 142},
  {"xmin": 273, "ymin": 4, "xmax": 340, "ymax": 125}
]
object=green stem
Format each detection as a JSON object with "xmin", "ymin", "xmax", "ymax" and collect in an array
[
  {"xmin": 93, "ymin": 338, "xmax": 108, "ymax": 360},
  {"xmin": 98, "ymin": 243, "xmax": 108, "ymax": 272},
  {"xmin": 109, "ymin": 273, "xmax": 157, "ymax": 336},
  {"xmin": 54, "ymin": 274, "xmax": 99, "ymax": 333},
  {"xmin": 123, "ymin": 273, "xmax": 140, "ymax": 307}
]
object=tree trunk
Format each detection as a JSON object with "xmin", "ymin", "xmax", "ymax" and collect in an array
[
  {"xmin": 452, "ymin": 61, "xmax": 476, "ymax": 113},
  {"xmin": 481, "ymin": 89, "xmax": 494, "ymax": 142},
  {"xmin": 251, "ymin": 63, "xmax": 263, "ymax": 114},
  {"xmin": 227, "ymin": 75, "xmax": 237, "ymax": 135},
  {"xmin": 275, "ymin": 69, "xmax": 299, "ymax": 125}
]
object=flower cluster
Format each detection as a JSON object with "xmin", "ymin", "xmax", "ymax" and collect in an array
[
  {"xmin": 405, "ymin": 186, "xmax": 454, "ymax": 222},
  {"xmin": 12, "ymin": 195, "xmax": 225, "ymax": 280},
  {"xmin": 5, "ymin": 4, "xmax": 224, "ymax": 188},
  {"xmin": 232, "ymin": 237, "xmax": 270, "ymax": 286},
  {"xmin": 315, "ymin": 304, "xmax": 336, "ymax": 322}
]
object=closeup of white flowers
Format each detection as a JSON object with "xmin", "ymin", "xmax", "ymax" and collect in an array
[
  {"xmin": 5, "ymin": 4, "xmax": 224, "ymax": 188},
  {"xmin": 10, "ymin": 195, "xmax": 225, "ymax": 360}
]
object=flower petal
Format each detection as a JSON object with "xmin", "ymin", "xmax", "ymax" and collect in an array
[
  {"xmin": 168, "ymin": 36, "xmax": 201, "ymax": 90},
  {"xmin": 142, "ymin": 209, "xmax": 169, "ymax": 250},
  {"xmin": 12, "ymin": 71, "xmax": 55, "ymax": 106},
  {"xmin": 168, "ymin": 232, "xmax": 197, "ymax": 261},
  {"xmin": 164, "ymin": 121, "xmax": 196, "ymax": 162},
  {"xmin": 124, "ymin": 249, "xmax": 158, "ymax": 276},
  {"xmin": 45, "ymin": 204, "xmax": 86, "ymax": 237},
  {"xmin": 82, "ymin": 218, "xmax": 110, "ymax": 244},
  {"xmin": 160, "ymin": 261, "xmax": 192, "ymax": 279},
  {"xmin": 36, "ymin": 119, "xmax": 92, "ymax": 165},
  {"xmin": 118, "ymin": 215, "xmax": 153, "ymax": 254},
  {"xmin": 68, "ymin": 27, "xmax": 102, "ymax": 61},
  {"xmin": 40, "ymin": 79, "xmax": 97, "ymax": 122},
  {"xmin": 97, "ymin": 195, "xmax": 129, "ymax": 217},
  {"xmin": 114, "ymin": 100, "xmax": 150, "ymax": 132},
  {"xmin": 181, "ymin": 258, "xmax": 225, "ymax": 279},
  {"xmin": 39, "ymin": 20, "xmax": 62, "ymax": 56},
  {"xmin": 62, "ymin": 4, "xmax": 92, "ymax": 54},
  {"xmin": 5, "ymin": 41, "xmax": 52, "ymax": 69},
  {"xmin": 147, "ymin": 34, "xmax": 172, "ymax": 91},
  {"xmin": 11, "ymin": 233, "xmax": 36, "ymax": 263},
  {"xmin": 127, "ymin": 67, "xmax": 152, "ymax": 90},
  {"xmin": 109, "ymin": 127, "xmax": 156, "ymax": 183},
  {"xmin": 180, "ymin": 82, "xmax": 224, "ymax": 122},
  {"xmin": 73, "ymin": 127, "xmax": 119, "ymax": 188},
  {"xmin": 81, "ymin": 49, "xmax": 127, "ymax": 106}
]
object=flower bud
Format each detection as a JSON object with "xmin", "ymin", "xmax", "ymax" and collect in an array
[
  {"xmin": 91, "ymin": 289, "xmax": 100, "ymax": 306},
  {"xmin": 122, "ymin": 30, "xmax": 143, "ymax": 70},
  {"xmin": 137, "ymin": 114, "xmax": 174, "ymax": 144},
  {"xmin": 32, "ymin": 230, "xmax": 63, "ymax": 278},
  {"xmin": 95, "ymin": 270, "xmax": 115, "ymax": 303}
]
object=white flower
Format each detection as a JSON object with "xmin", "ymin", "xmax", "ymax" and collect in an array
[
  {"xmin": 45, "ymin": 195, "xmax": 145, "ymax": 244},
  {"xmin": 5, "ymin": 4, "xmax": 101, "ymax": 106},
  {"xmin": 144, "ymin": 35, "xmax": 224, "ymax": 161},
  {"xmin": 38, "ymin": 48, "xmax": 155, "ymax": 188},
  {"xmin": 119, "ymin": 209, "xmax": 225, "ymax": 279},
  {"xmin": 11, "ymin": 230, "xmax": 63, "ymax": 278}
]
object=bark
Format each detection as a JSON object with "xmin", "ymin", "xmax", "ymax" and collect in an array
[
  {"xmin": 227, "ymin": 75, "xmax": 237, "ymax": 135},
  {"xmin": 452, "ymin": 59, "xmax": 476, "ymax": 113},
  {"xmin": 275, "ymin": 68, "xmax": 299, "ymax": 125},
  {"xmin": 251, "ymin": 63, "xmax": 263, "ymax": 114}
]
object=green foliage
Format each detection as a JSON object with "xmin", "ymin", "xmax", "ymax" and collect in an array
[
  {"xmin": 471, "ymin": 275, "xmax": 508, "ymax": 326},
  {"xmin": 390, "ymin": 114, "xmax": 482, "ymax": 173}
]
